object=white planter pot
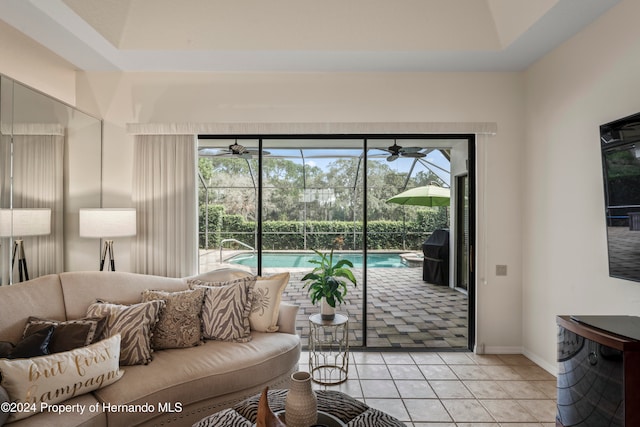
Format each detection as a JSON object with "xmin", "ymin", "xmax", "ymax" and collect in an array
[{"xmin": 321, "ymin": 299, "xmax": 335, "ymax": 321}]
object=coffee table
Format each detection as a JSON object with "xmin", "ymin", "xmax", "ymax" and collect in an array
[{"xmin": 194, "ymin": 389, "xmax": 406, "ymax": 427}]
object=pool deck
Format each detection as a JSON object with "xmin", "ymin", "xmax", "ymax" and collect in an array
[{"xmin": 200, "ymin": 250, "xmax": 468, "ymax": 350}]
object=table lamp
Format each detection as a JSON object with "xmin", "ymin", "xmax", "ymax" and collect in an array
[
  {"xmin": 0, "ymin": 208, "xmax": 52, "ymax": 282},
  {"xmin": 79, "ymin": 208, "xmax": 136, "ymax": 271}
]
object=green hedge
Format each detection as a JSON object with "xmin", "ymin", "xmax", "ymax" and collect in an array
[
  {"xmin": 199, "ymin": 204, "xmax": 224, "ymax": 248},
  {"xmin": 200, "ymin": 205, "xmax": 447, "ymax": 250}
]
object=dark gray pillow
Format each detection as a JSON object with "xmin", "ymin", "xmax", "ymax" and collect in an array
[
  {"xmin": 23, "ymin": 316, "xmax": 107, "ymax": 354},
  {"xmin": 0, "ymin": 342, "xmax": 14, "ymax": 359},
  {"xmin": 9, "ymin": 325, "xmax": 55, "ymax": 359}
]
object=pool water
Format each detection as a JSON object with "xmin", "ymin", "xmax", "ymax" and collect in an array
[{"xmin": 227, "ymin": 252, "xmax": 406, "ymax": 268}]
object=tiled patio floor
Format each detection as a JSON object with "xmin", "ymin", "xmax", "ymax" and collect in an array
[
  {"xmin": 280, "ymin": 267, "xmax": 468, "ymax": 349},
  {"xmin": 200, "ymin": 250, "xmax": 469, "ymax": 350},
  {"xmin": 201, "ymin": 250, "xmax": 468, "ymax": 350}
]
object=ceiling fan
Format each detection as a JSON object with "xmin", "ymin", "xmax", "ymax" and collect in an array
[
  {"xmin": 199, "ymin": 142, "xmax": 269, "ymax": 158},
  {"xmin": 385, "ymin": 141, "xmax": 426, "ymax": 162}
]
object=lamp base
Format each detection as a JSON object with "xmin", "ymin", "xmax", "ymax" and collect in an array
[
  {"xmin": 11, "ymin": 239, "xmax": 29, "ymax": 282},
  {"xmin": 100, "ymin": 240, "xmax": 116, "ymax": 271}
]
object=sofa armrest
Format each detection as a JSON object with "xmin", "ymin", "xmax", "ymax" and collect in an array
[{"xmin": 277, "ymin": 302, "xmax": 299, "ymax": 335}]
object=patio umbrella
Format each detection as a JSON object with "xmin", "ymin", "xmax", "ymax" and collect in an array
[{"xmin": 386, "ymin": 185, "xmax": 450, "ymax": 207}]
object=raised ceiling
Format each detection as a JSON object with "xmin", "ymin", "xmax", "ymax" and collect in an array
[{"xmin": 0, "ymin": 0, "xmax": 620, "ymax": 72}]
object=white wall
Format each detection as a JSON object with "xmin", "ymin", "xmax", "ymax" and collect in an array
[
  {"xmin": 523, "ymin": 0, "xmax": 640, "ymax": 372},
  {"xmin": 0, "ymin": 21, "xmax": 76, "ymax": 105},
  {"xmin": 76, "ymin": 71, "xmax": 526, "ymax": 351}
]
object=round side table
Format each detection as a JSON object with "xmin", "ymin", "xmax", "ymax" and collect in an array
[{"xmin": 308, "ymin": 313, "xmax": 349, "ymax": 385}]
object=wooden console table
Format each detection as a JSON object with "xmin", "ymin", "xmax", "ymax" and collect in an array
[{"xmin": 556, "ymin": 315, "xmax": 640, "ymax": 427}]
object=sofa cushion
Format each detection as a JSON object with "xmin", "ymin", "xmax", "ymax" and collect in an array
[
  {"xmin": 87, "ymin": 300, "xmax": 165, "ymax": 366},
  {"xmin": 23, "ymin": 316, "xmax": 107, "ymax": 354},
  {"xmin": 141, "ymin": 288, "xmax": 206, "ymax": 349},
  {"xmin": 0, "ymin": 274, "xmax": 65, "ymax": 344},
  {"xmin": 59, "ymin": 271, "xmax": 186, "ymax": 320},
  {"xmin": 249, "ymin": 273, "xmax": 289, "ymax": 333},
  {"xmin": 0, "ymin": 334, "xmax": 123, "ymax": 422},
  {"xmin": 93, "ymin": 332, "xmax": 300, "ymax": 427},
  {"xmin": 190, "ymin": 277, "xmax": 256, "ymax": 343}
]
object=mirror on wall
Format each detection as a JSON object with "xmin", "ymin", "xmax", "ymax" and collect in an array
[{"xmin": 0, "ymin": 74, "xmax": 102, "ymax": 284}]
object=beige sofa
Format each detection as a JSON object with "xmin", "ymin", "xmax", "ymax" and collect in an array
[{"xmin": 0, "ymin": 269, "xmax": 301, "ymax": 427}]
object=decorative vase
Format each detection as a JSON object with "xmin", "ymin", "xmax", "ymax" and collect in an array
[
  {"xmin": 321, "ymin": 299, "xmax": 335, "ymax": 321},
  {"xmin": 285, "ymin": 371, "xmax": 317, "ymax": 427}
]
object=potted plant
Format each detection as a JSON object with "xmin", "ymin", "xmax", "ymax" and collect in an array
[{"xmin": 302, "ymin": 249, "xmax": 357, "ymax": 321}]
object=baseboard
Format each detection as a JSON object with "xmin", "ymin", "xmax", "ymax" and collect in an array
[{"xmin": 522, "ymin": 348, "xmax": 558, "ymax": 377}]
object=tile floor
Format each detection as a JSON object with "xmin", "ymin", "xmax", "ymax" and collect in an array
[{"xmin": 300, "ymin": 351, "xmax": 557, "ymax": 427}]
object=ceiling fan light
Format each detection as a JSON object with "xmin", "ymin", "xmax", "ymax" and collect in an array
[{"xmin": 229, "ymin": 143, "xmax": 247, "ymax": 154}]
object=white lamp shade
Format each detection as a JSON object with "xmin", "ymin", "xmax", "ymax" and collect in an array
[
  {"xmin": 79, "ymin": 208, "xmax": 136, "ymax": 238},
  {"xmin": 0, "ymin": 208, "xmax": 51, "ymax": 237}
]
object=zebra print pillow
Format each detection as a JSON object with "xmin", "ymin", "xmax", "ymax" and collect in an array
[
  {"xmin": 189, "ymin": 277, "xmax": 256, "ymax": 343},
  {"xmin": 86, "ymin": 299, "xmax": 165, "ymax": 365}
]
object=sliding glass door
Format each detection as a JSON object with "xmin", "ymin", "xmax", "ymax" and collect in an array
[{"xmin": 197, "ymin": 135, "xmax": 474, "ymax": 350}]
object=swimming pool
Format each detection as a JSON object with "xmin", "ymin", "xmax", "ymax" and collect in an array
[{"xmin": 226, "ymin": 252, "xmax": 407, "ymax": 268}]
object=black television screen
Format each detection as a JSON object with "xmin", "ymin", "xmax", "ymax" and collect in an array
[{"xmin": 600, "ymin": 112, "xmax": 640, "ymax": 282}]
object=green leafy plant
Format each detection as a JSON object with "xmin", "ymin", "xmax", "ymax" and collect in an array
[{"xmin": 301, "ymin": 249, "xmax": 357, "ymax": 308}]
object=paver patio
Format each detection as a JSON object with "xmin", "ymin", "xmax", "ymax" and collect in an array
[{"xmin": 200, "ymin": 250, "xmax": 469, "ymax": 350}]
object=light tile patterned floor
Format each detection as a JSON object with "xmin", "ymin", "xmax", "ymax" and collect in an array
[{"xmin": 300, "ymin": 351, "xmax": 557, "ymax": 427}]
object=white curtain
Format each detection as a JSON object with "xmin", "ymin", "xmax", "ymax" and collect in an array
[
  {"xmin": 0, "ymin": 132, "xmax": 64, "ymax": 282},
  {"xmin": 132, "ymin": 134, "xmax": 197, "ymax": 277}
]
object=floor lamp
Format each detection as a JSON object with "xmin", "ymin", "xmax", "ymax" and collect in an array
[
  {"xmin": 79, "ymin": 208, "xmax": 136, "ymax": 271},
  {"xmin": 0, "ymin": 208, "xmax": 52, "ymax": 282}
]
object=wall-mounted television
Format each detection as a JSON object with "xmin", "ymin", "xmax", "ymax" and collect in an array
[{"xmin": 600, "ymin": 112, "xmax": 640, "ymax": 282}]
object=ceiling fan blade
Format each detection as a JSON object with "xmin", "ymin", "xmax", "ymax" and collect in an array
[
  {"xmin": 387, "ymin": 154, "xmax": 399, "ymax": 162},
  {"xmin": 401, "ymin": 152, "xmax": 426, "ymax": 158},
  {"xmin": 401, "ymin": 146, "xmax": 422, "ymax": 153}
]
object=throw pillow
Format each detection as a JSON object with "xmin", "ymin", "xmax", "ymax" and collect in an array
[
  {"xmin": 0, "ymin": 334, "xmax": 123, "ymax": 422},
  {"xmin": 189, "ymin": 277, "xmax": 256, "ymax": 343},
  {"xmin": 141, "ymin": 288, "xmax": 206, "ymax": 349},
  {"xmin": 23, "ymin": 316, "xmax": 107, "ymax": 354},
  {"xmin": 0, "ymin": 384, "xmax": 9, "ymax": 426},
  {"xmin": 249, "ymin": 272, "xmax": 289, "ymax": 332},
  {"xmin": 0, "ymin": 341, "xmax": 15, "ymax": 358},
  {"xmin": 86, "ymin": 299, "xmax": 165, "ymax": 366},
  {"xmin": 8, "ymin": 325, "xmax": 55, "ymax": 359}
]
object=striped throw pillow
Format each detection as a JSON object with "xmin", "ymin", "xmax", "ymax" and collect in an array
[
  {"xmin": 189, "ymin": 277, "xmax": 256, "ymax": 343},
  {"xmin": 86, "ymin": 299, "xmax": 165, "ymax": 365}
]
